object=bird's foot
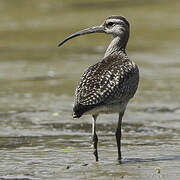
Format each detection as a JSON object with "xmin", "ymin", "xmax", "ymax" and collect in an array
[{"xmin": 117, "ymin": 157, "xmax": 123, "ymax": 164}]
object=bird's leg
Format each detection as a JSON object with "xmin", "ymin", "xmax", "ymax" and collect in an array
[
  {"xmin": 116, "ymin": 112, "xmax": 124, "ymax": 162},
  {"xmin": 92, "ymin": 114, "xmax": 98, "ymax": 162}
]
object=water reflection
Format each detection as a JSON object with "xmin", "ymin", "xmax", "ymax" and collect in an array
[
  {"xmin": 0, "ymin": 0, "xmax": 180, "ymax": 179},
  {"xmin": 123, "ymin": 156, "xmax": 180, "ymax": 163}
]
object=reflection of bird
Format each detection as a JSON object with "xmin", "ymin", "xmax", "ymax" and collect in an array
[{"xmin": 58, "ymin": 15, "xmax": 139, "ymax": 162}]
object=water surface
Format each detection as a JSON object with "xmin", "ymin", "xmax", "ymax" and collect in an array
[{"xmin": 0, "ymin": 0, "xmax": 180, "ymax": 179}]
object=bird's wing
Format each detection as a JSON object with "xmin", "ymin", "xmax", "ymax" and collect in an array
[{"xmin": 74, "ymin": 53, "xmax": 138, "ymax": 108}]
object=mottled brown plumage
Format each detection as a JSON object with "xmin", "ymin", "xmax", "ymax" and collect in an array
[{"xmin": 73, "ymin": 51, "xmax": 139, "ymax": 118}]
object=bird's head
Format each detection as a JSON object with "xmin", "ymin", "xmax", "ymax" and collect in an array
[
  {"xmin": 58, "ymin": 15, "xmax": 130, "ymax": 47},
  {"xmin": 103, "ymin": 16, "xmax": 130, "ymax": 38}
]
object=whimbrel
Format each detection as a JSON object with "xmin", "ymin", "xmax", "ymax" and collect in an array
[{"xmin": 58, "ymin": 15, "xmax": 139, "ymax": 162}]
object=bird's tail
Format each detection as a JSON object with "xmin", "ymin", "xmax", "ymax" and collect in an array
[
  {"xmin": 73, "ymin": 103, "xmax": 94, "ymax": 118},
  {"xmin": 72, "ymin": 112, "xmax": 81, "ymax": 118},
  {"xmin": 72, "ymin": 103, "xmax": 85, "ymax": 118}
]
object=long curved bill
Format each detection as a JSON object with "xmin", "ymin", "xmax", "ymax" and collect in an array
[{"xmin": 58, "ymin": 25, "xmax": 105, "ymax": 47}]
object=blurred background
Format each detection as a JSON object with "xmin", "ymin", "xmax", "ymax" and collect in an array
[{"xmin": 0, "ymin": 0, "xmax": 180, "ymax": 179}]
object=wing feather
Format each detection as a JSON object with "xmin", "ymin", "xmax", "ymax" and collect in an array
[{"xmin": 73, "ymin": 53, "xmax": 139, "ymax": 117}]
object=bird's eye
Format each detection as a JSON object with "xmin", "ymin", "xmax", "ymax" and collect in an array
[{"xmin": 107, "ymin": 22, "xmax": 114, "ymax": 27}]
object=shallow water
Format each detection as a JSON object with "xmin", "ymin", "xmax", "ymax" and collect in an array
[{"xmin": 0, "ymin": 0, "xmax": 180, "ymax": 179}]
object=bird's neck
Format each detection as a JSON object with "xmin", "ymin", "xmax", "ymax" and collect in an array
[{"xmin": 104, "ymin": 36, "xmax": 127, "ymax": 58}]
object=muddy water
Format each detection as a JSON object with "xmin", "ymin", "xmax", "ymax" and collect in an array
[{"xmin": 0, "ymin": 0, "xmax": 180, "ymax": 179}]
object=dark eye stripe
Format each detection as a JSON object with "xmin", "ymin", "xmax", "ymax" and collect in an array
[{"xmin": 107, "ymin": 22, "xmax": 115, "ymax": 27}]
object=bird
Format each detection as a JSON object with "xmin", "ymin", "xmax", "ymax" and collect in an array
[{"xmin": 58, "ymin": 15, "xmax": 139, "ymax": 162}]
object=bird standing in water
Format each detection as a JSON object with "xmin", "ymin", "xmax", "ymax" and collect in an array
[{"xmin": 58, "ymin": 15, "xmax": 139, "ymax": 162}]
